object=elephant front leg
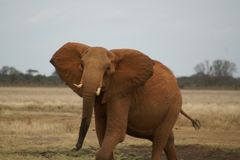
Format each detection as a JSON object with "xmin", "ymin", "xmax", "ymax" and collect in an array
[
  {"xmin": 94, "ymin": 104, "xmax": 114, "ymax": 160},
  {"xmin": 94, "ymin": 104, "xmax": 107, "ymax": 146},
  {"xmin": 96, "ymin": 97, "xmax": 130, "ymax": 160}
]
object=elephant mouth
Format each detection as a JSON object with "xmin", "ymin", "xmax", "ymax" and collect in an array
[{"xmin": 74, "ymin": 77, "xmax": 103, "ymax": 96}]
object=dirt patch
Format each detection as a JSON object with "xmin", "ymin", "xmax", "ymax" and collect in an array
[
  {"xmin": 176, "ymin": 145, "xmax": 240, "ymax": 160},
  {"xmin": 115, "ymin": 144, "xmax": 240, "ymax": 160},
  {"xmin": 0, "ymin": 145, "xmax": 239, "ymax": 160}
]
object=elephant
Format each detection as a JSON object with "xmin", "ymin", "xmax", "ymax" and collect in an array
[{"xmin": 50, "ymin": 42, "xmax": 200, "ymax": 160}]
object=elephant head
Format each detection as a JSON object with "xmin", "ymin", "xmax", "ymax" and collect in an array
[{"xmin": 50, "ymin": 42, "xmax": 154, "ymax": 150}]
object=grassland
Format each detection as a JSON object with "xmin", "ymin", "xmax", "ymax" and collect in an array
[{"xmin": 0, "ymin": 87, "xmax": 239, "ymax": 160}]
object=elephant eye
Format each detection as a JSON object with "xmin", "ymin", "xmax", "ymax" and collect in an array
[
  {"xmin": 105, "ymin": 64, "xmax": 111, "ymax": 74},
  {"xmin": 105, "ymin": 64, "xmax": 110, "ymax": 70},
  {"xmin": 80, "ymin": 61, "xmax": 84, "ymax": 69}
]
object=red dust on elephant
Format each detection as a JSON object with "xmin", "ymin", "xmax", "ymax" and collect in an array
[{"xmin": 50, "ymin": 42, "xmax": 200, "ymax": 160}]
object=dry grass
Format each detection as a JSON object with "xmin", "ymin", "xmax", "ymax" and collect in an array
[
  {"xmin": 0, "ymin": 87, "xmax": 239, "ymax": 160},
  {"xmin": 0, "ymin": 87, "xmax": 82, "ymax": 112},
  {"xmin": 177, "ymin": 90, "xmax": 240, "ymax": 130},
  {"xmin": 1, "ymin": 87, "xmax": 239, "ymax": 130}
]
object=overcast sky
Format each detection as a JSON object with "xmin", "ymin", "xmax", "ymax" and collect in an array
[{"xmin": 1, "ymin": 0, "xmax": 240, "ymax": 77}]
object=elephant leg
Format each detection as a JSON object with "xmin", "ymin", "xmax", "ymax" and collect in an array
[
  {"xmin": 96, "ymin": 97, "xmax": 130, "ymax": 160},
  {"xmin": 94, "ymin": 105, "xmax": 114, "ymax": 160},
  {"xmin": 94, "ymin": 104, "xmax": 107, "ymax": 146},
  {"xmin": 151, "ymin": 106, "xmax": 179, "ymax": 160},
  {"xmin": 164, "ymin": 131, "xmax": 177, "ymax": 160}
]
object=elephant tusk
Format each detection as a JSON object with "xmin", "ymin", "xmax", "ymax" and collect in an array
[
  {"xmin": 96, "ymin": 88, "xmax": 101, "ymax": 96},
  {"xmin": 74, "ymin": 83, "xmax": 83, "ymax": 88}
]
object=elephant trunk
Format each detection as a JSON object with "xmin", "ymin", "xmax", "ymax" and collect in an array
[
  {"xmin": 75, "ymin": 94, "xmax": 95, "ymax": 150},
  {"xmin": 75, "ymin": 71, "xmax": 103, "ymax": 150}
]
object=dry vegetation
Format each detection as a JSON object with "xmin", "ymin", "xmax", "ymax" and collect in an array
[
  {"xmin": 177, "ymin": 90, "xmax": 240, "ymax": 130},
  {"xmin": 0, "ymin": 87, "xmax": 239, "ymax": 160}
]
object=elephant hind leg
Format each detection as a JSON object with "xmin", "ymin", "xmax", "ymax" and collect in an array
[
  {"xmin": 151, "ymin": 106, "xmax": 180, "ymax": 160},
  {"xmin": 164, "ymin": 131, "xmax": 177, "ymax": 160}
]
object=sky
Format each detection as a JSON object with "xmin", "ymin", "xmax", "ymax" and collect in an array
[{"xmin": 0, "ymin": 0, "xmax": 240, "ymax": 77}]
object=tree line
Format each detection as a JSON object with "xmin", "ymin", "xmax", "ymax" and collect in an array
[
  {"xmin": 177, "ymin": 59, "xmax": 240, "ymax": 89},
  {"xmin": 0, "ymin": 66, "xmax": 63, "ymax": 86},
  {"xmin": 0, "ymin": 59, "xmax": 239, "ymax": 89}
]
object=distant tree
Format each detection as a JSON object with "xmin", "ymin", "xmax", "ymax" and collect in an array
[
  {"xmin": 204, "ymin": 60, "xmax": 212, "ymax": 75},
  {"xmin": 194, "ymin": 60, "xmax": 212, "ymax": 76},
  {"xmin": 0, "ymin": 66, "xmax": 22, "ymax": 75},
  {"xmin": 194, "ymin": 62, "xmax": 205, "ymax": 75},
  {"xmin": 186, "ymin": 59, "xmax": 239, "ymax": 89},
  {"xmin": 194, "ymin": 60, "xmax": 237, "ymax": 78},
  {"xmin": 0, "ymin": 66, "xmax": 64, "ymax": 86},
  {"xmin": 211, "ymin": 60, "xmax": 236, "ymax": 77},
  {"xmin": 26, "ymin": 69, "xmax": 39, "ymax": 76}
]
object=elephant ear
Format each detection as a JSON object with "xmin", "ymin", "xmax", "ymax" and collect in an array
[
  {"xmin": 102, "ymin": 49, "xmax": 154, "ymax": 103},
  {"xmin": 50, "ymin": 42, "xmax": 90, "ymax": 96}
]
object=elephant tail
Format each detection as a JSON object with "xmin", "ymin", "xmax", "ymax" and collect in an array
[{"xmin": 180, "ymin": 109, "xmax": 201, "ymax": 130}]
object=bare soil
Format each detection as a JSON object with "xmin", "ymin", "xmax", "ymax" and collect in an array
[{"xmin": 0, "ymin": 142, "xmax": 239, "ymax": 160}]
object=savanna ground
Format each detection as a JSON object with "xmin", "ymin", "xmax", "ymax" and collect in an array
[{"xmin": 0, "ymin": 87, "xmax": 239, "ymax": 160}]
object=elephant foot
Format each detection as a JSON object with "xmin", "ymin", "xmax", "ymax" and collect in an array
[
  {"xmin": 71, "ymin": 143, "xmax": 82, "ymax": 151},
  {"xmin": 71, "ymin": 147, "xmax": 80, "ymax": 152}
]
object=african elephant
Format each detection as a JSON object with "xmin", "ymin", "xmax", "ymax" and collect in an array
[{"xmin": 50, "ymin": 42, "xmax": 200, "ymax": 160}]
